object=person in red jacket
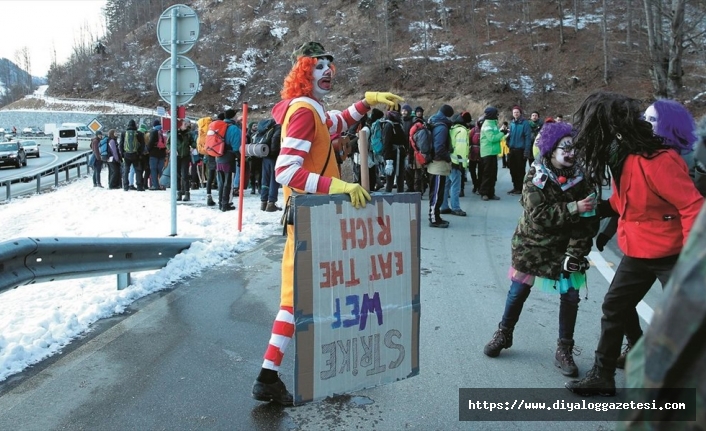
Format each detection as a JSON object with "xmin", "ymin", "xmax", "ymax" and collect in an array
[{"xmin": 565, "ymin": 91, "xmax": 704, "ymax": 396}]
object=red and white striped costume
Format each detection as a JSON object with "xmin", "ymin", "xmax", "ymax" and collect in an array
[{"xmin": 262, "ymin": 96, "xmax": 368, "ymax": 371}]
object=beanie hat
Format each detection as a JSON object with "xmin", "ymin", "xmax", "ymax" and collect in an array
[
  {"xmin": 484, "ymin": 107, "xmax": 499, "ymax": 120},
  {"xmin": 95, "ymin": 130, "xmax": 103, "ymax": 136},
  {"xmin": 512, "ymin": 105, "xmax": 523, "ymax": 113},
  {"xmin": 225, "ymin": 108, "xmax": 237, "ymax": 119},
  {"xmin": 401, "ymin": 104, "xmax": 412, "ymax": 113},
  {"xmin": 440, "ymin": 104, "xmax": 454, "ymax": 118},
  {"xmin": 127, "ymin": 119, "xmax": 137, "ymax": 129},
  {"xmin": 386, "ymin": 110, "xmax": 401, "ymax": 123},
  {"xmin": 460, "ymin": 111, "xmax": 472, "ymax": 124},
  {"xmin": 536, "ymin": 122, "xmax": 573, "ymax": 157},
  {"xmin": 153, "ymin": 119, "xmax": 161, "ymax": 127},
  {"xmin": 138, "ymin": 124, "xmax": 149, "ymax": 133},
  {"xmin": 414, "ymin": 106, "xmax": 425, "ymax": 113}
]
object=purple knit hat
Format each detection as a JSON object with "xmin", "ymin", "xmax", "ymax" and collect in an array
[
  {"xmin": 651, "ymin": 99, "xmax": 697, "ymax": 154},
  {"xmin": 536, "ymin": 122, "xmax": 573, "ymax": 157}
]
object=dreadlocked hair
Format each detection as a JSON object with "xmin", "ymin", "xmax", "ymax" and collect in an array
[
  {"xmin": 572, "ymin": 91, "xmax": 664, "ymax": 196},
  {"xmin": 281, "ymin": 57, "xmax": 336, "ymax": 100}
]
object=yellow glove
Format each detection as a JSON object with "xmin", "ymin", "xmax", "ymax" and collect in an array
[
  {"xmin": 364, "ymin": 92, "xmax": 404, "ymax": 110},
  {"xmin": 329, "ymin": 178, "xmax": 371, "ymax": 209}
]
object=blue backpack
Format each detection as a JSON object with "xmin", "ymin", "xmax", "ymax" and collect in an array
[
  {"xmin": 369, "ymin": 119, "xmax": 388, "ymax": 156},
  {"xmin": 99, "ymin": 137, "xmax": 109, "ymax": 157}
]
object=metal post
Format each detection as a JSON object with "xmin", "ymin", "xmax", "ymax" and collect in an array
[
  {"xmin": 169, "ymin": 6, "xmax": 178, "ymax": 237},
  {"xmin": 5, "ymin": 181, "xmax": 10, "ymax": 201},
  {"xmin": 54, "ymin": 167, "xmax": 59, "ymax": 187},
  {"xmin": 117, "ymin": 273, "xmax": 131, "ymax": 290},
  {"xmin": 36, "ymin": 173, "xmax": 41, "ymax": 194}
]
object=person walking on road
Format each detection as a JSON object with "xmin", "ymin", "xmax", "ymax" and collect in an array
[
  {"xmin": 251, "ymin": 41, "xmax": 402, "ymax": 406},
  {"xmin": 483, "ymin": 121, "xmax": 599, "ymax": 379}
]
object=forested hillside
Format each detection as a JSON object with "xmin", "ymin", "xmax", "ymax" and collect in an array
[{"xmin": 29, "ymin": 0, "xmax": 706, "ymax": 119}]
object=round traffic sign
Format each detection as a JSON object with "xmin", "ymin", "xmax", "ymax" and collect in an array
[
  {"xmin": 155, "ymin": 56, "xmax": 200, "ymax": 106},
  {"xmin": 157, "ymin": 4, "xmax": 200, "ymax": 54}
]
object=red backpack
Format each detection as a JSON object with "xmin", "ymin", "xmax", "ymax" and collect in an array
[
  {"xmin": 205, "ymin": 120, "xmax": 229, "ymax": 157},
  {"xmin": 469, "ymin": 125, "xmax": 481, "ymax": 161},
  {"xmin": 409, "ymin": 121, "xmax": 432, "ymax": 166}
]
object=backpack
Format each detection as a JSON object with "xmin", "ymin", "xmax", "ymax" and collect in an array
[
  {"xmin": 409, "ymin": 121, "xmax": 434, "ymax": 165},
  {"xmin": 157, "ymin": 131, "xmax": 167, "ymax": 149},
  {"xmin": 469, "ymin": 125, "xmax": 481, "ymax": 161},
  {"xmin": 253, "ymin": 118, "xmax": 278, "ymax": 157},
  {"xmin": 369, "ymin": 119, "xmax": 387, "ymax": 156},
  {"xmin": 205, "ymin": 120, "xmax": 229, "ymax": 157},
  {"xmin": 99, "ymin": 136, "xmax": 109, "ymax": 157},
  {"xmin": 196, "ymin": 117, "xmax": 212, "ymax": 155},
  {"xmin": 124, "ymin": 130, "xmax": 138, "ymax": 154}
]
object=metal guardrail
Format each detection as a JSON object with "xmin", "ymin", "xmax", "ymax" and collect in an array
[
  {"xmin": 0, "ymin": 237, "xmax": 199, "ymax": 293},
  {"xmin": 1, "ymin": 151, "xmax": 93, "ymax": 201}
]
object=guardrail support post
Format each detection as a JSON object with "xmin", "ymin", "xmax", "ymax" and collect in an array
[
  {"xmin": 54, "ymin": 167, "xmax": 59, "ymax": 187},
  {"xmin": 4, "ymin": 181, "xmax": 10, "ymax": 201},
  {"xmin": 117, "ymin": 273, "xmax": 131, "ymax": 290},
  {"xmin": 77, "ymin": 165, "xmax": 81, "ymax": 177},
  {"xmin": 36, "ymin": 173, "xmax": 41, "ymax": 194},
  {"xmin": 65, "ymin": 167, "xmax": 69, "ymax": 182}
]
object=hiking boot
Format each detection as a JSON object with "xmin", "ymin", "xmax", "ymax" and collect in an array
[
  {"xmin": 554, "ymin": 338, "xmax": 580, "ymax": 377},
  {"xmin": 183, "ymin": 192, "xmax": 190, "ymax": 202},
  {"xmin": 489, "ymin": 195, "xmax": 501, "ymax": 200},
  {"xmin": 261, "ymin": 201, "xmax": 268, "ymax": 211},
  {"xmin": 207, "ymin": 195, "xmax": 216, "ymax": 206},
  {"xmin": 429, "ymin": 220, "xmax": 450, "ymax": 228},
  {"xmin": 483, "ymin": 326, "xmax": 513, "ymax": 357},
  {"xmin": 450, "ymin": 209, "xmax": 467, "ymax": 216},
  {"xmin": 482, "ymin": 195, "xmax": 490, "ymax": 201},
  {"xmin": 565, "ymin": 365, "xmax": 616, "ymax": 397},
  {"xmin": 616, "ymin": 343, "xmax": 632, "ymax": 370},
  {"xmin": 440, "ymin": 208, "xmax": 452, "ymax": 214},
  {"xmin": 177, "ymin": 192, "xmax": 183, "ymax": 201},
  {"xmin": 252, "ymin": 377, "xmax": 294, "ymax": 406},
  {"xmin": 266, "ymin": 202, "xmax": 283, "ymax": 212}
]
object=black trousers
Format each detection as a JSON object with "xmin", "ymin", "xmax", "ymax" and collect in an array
[
  {"xmin": 176, "ymin": 156, "xmax": 191, "ymax": 193},
  {"xmin": 428, "ymin": 173, "xmax": 447, "ymax": 223},
  {"xmin": 479, "ymin": 155, "xmax": 498, "ymax": 198},
  {"xmin": 217, "ymin": 170, "xmax": 233, "ymax": 207},
  {"xmin": 122, "ymin": 154, "xmax": 143, "ymax": 191},
  {"xmin": 594, "ymin": 254, "xmax": 678, "ymax": 373},
  {"xmin": 507, "ymin": 148, "xmax": 526, "ymax": 192},
  {"xmin": 468, "ymin": 159, "xmax": 482, "ymax": 192}
]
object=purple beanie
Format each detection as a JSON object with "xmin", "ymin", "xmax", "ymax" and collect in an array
[{"xmin": 536, "ymin": 122, "xmax": 573, "ymax": 157}]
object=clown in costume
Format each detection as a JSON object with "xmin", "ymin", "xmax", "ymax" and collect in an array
[
  {"xmin": 483, "ymin": 121, "xmax": 599, "ymax": 378},
  {"xmin": 251, "ymin": 42, "xmax": 403, "ymax": 406}
]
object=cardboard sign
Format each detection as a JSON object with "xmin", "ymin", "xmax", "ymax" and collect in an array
[{"xmin": 292, "ymin": 193, "xmax": 421, "ymax": 405}]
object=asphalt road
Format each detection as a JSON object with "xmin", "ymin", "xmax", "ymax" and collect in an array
[
  {"xmin": 0, "ymin": 168, "xmax": 666, "ymax": 430},
  {"xmin": 0, "ymin": 137, "xmax": 92, "ymax": 200}
]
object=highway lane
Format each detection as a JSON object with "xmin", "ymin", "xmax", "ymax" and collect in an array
[
  {"xmin": 0, "ymin": 168, "xmax": 669, "ymax": 430},
  {"xmin": 0, "ymin": 137, "xmax": 93, "ymax": 200}
]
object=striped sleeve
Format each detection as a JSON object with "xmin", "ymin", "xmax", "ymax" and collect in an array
[
  {"xmin": 325, "ymin": 100, "xmax": 368, "ymax": 136},
  {"xmin": 275, "ymin": 108, "xmax": 329, "ymax": 193}
]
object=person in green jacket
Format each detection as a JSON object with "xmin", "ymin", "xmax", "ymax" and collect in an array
[{"xmin": 478, "ymin": 106, "xmax": 504, "ymax": 201}]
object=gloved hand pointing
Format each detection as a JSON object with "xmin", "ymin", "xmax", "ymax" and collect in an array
[
  {"xmin": 364, "ymin": 92, "xmax": 405, "ymax": 110},
  {"xmin": 329, "ymin": 178, "xmax": 372, "ymax": 209},
  {"xmin": 384, "ymin": 160, "xmax": 394, "ymax": 176}
]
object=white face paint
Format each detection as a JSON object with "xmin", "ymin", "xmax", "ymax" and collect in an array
[
  {"xmin": 644, "ymin": 104, "xmax": 658, "ymax": 131},
  {"xmin": 551, "ymin": 136, "xmax": 575, "ymax": 168},
  {"xmin": 311, "ymin": 58, "xmax": 333, "ymax": 101}
]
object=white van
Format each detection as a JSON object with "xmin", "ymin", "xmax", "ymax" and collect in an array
[
  {"xmin": 52, "ymin": 127, "xmax": 79, "ymax": 151},
  {"xmin": 61, "ymin": 123, "xmax": 93, "ymax": 138}
]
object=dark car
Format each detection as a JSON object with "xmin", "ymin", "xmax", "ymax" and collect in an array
[{"xmin": 0, "ymin": 141, "xmax": 28, "ymax": 168}]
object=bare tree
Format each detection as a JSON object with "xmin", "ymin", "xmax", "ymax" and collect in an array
[
  {"xmin": 626, "ymin": 0, "xmax": 633, "ymax": 49},
  {"xmin": 602, "ymin": 0, "xmax": 609, "ymax": 84},
  {"xmin": 14, "ymin": 47, "xmax": 32, "ymax": 93},
  {"xmin": 557, "ymin": 0, "xmax": 565, "ymax": 45},
  {"xmin": 573, "ymin": 0, "xmax": 579, "ymax": 33}
]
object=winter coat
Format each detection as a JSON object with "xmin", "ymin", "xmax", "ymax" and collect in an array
[
  {"xmin": 511, "ymin": 161, "xmax": 599, "ymax": 280},
  {"xmin": 508, "ymin": 117, "xmax": 533, "ymax": 155},
  {"xmin": 168, "ymin": 129, "xmax": 196, "ymax": 158},
  {"xmin": 480, "ymin": 119, "xmax": 503, "ymax": 157},
  {"xmin": 449, "ymin": 123, "xmax": 470, "ymax": 169},
  {"xmin": 609, "ymin": 150, "xmax": 703, "ymax": 259},
  {"xmin": 148, "ymin": 126, "xmax": 167, "ymax": 158},
  {"xmin": 382, "ymin": 120, "xmax": 407, "ymax": 161},
  {"xmin": 426, "ymin": 112, "xmax": 452, "ymax": 176}
]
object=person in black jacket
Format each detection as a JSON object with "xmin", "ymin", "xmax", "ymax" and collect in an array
[
  {"xmin": 382, "ymin": 110, "xmax": 408, "ymax": 193},
  {"xmin": 119, "ymin": 119, "xmax": 145, "ymax": 191}
]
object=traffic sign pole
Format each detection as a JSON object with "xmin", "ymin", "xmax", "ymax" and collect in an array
[
  {"xmin": 169, "ymin": 6, "xmax": 178, "ymax": 237},
  {"xmin": 156, "ymin": 4, "xmax": 200, "ymax": 236}
]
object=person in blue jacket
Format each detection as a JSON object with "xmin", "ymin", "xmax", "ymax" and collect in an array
[
  {"xmin": 507, "ymin": 105, "xmax": 533, "ymax": 194},
  {"xmin": 216, "ymin": 108, "xmax": 242, "ymax": 211}
]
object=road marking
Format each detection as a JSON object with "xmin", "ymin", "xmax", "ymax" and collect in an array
[{"xmin": 589, "ymin": 251, "xmax": 653, "ymax": 324}]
